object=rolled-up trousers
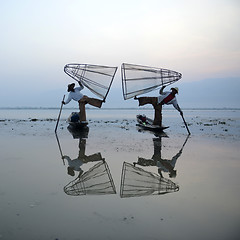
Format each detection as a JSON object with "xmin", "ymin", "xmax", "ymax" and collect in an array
[
  {"xmin": 138, "ymin": 97, "xmax": 162, "ymax": 126},
  {"xmin": 78, "ymin": 95, "xmax": 102, "ymax": 122}
]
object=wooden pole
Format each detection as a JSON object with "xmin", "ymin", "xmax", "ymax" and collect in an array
[
  {"xmin": 181, "ymin": 114, "xmax": 191, "ymax": 135},
  {"xmin": 55, "ymin": 95, "xmax": 65, "ymax": 133},
  {"xmin": 55, "ymin": 132, "xmax": 65, "ymax": 165}
]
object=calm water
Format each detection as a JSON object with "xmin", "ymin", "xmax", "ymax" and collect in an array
[
  {"xmin": 1, "ymin": 108, "xmax": 240, "ymax": 120},
  {"xmin": 0, "ymin": 109, "xmax": 239, "ymax": 240}
]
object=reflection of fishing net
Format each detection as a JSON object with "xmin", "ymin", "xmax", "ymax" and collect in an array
[
  {"xmin": 64, "ymin": 64, "xmax": 118, "ymax": 100},
  {"xmin": 121, "ymin": 63, "xmax": 182, "ymax": 100},
  {"xmin": 120, "ymin": 162, "xmax": 179, "ymax": 198},
  {"xmin": 64, "ymin": 161, "xmax": 116, "ymax": 196}
]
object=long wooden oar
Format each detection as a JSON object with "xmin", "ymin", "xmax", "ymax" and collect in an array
[
  {"xmin": 55, "ymin": 132, "xmax": 65, "ymax": 165},
  {"xmin": 55, "ymin": 95, "xmax": 65, "ymax": 133},
  {"xmin": 181, "ymin": 113, "xmax": 191, "ymax": 135}
]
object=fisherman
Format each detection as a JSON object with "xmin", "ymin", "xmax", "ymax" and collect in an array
[
  {"xmin": 62, "ymin": 138, "xmax": 104, "ymax": 177},
  {"xmin": 62, "ymin": 81, "xmax": 104, "ymax": 123},
  {"xmin": 134, "ymin": 86, "xmax": 183, "ymax": 126}
]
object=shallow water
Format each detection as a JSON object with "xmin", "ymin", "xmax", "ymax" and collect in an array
[{"xmin": 0, "ymin": 109, "xmax": 240, "ymax": 240}]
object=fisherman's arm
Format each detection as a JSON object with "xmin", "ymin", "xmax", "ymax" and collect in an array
[
  {"xmin": 62, "ymin": 155, "xmax": 72, "ymax": 163},
  {"xmin": 74, "ymin": 86, "xmax": 84, "ymax": 92},
  {"xmin": 173, "ymin": 101, "xmax": 183, "ymax": 116},
  {"xmin": 78, "ymin": 80, "xmax": 84, "ymax": 90},
  {"xmin": 159, "ymin": 86, "xmax": 166, "ymax": 94},
  {"xmin": 75, "ymin": 81, "xmax": 84, "ymax": 92},
  {"xmin": 62, "ymin": 94, "xmax": 72, "ymax": 105},
  {"xmin": 171, "ymin": 149, "xmax": 182, "ymax": 164}
]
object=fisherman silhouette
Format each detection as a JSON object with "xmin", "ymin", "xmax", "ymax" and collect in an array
[
  {"xmin": 56, "ymin": 128, "xmax": 116, "ymax": 196},
  {"xmin": 62, "ymin": 81, "xmax": 104, "ymax": 124},
  {"xmin": 134, "ymin": 135, "xmax": 189, "ymax": 178},
  {"xmin": 134, "ymin": 86, "xmax": 183, "ymax": 126},
  {"xmin": 62, "ymin": 139, "xmax": 116, "ymax": 196},
  {"xmin": 62, "ymin": 138, "xmax": 104, "ymax": 177},
  {"xmin": 120, "ymin": 152, "xmax": 180, "ymax": 198}
]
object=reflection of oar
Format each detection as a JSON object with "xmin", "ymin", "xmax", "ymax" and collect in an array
[
  {"xmin": 182, "ymin": 134, "xmax": 190, "ymax": 148},
  {"xmin": 55, "ymin": 132, "xmax": 65, "ymax": 165},
  {"xmin": 55, "ymin": 95, "xmax": 65, "ymax": 133},
  {"xmin": 181, "ymin": 113, "xmax": 191, "ymax": 135}
]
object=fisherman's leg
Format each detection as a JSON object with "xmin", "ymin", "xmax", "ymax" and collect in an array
[
  {"xmin": 84, "ymin": 153, "xmax": 103, "ymax": 162},
  {"xmin": 153, "ymin": 104, "xmax": 162, "ymax": 126},
  {"xmin": 78, "ymin": 139, "xmax": 86, "ymax": 158},
  {"xmin": 83, "ymin": 96, "xmax": 103, "ymax": 108},
  {"xmin": 152, "ymin": 138, "xmax": 162, "ymax": 160},
  {"xmin": 78, "ymin": 98, "xmax": 87, "ymax": 122},
  {"xmin": 137, "ymin": 157, "xmax": 156, "ymax": 166},
  {"xmin": 88, "ymin": 98, "xmax": 103, "ymax": 108},
  {"xmin": 138, "ymin": 97, "xmax": 157, "ymax": 107}
]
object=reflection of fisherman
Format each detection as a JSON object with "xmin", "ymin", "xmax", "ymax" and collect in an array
[
  {"xmin": 63, "ymin": 155, "xmax": 84, "ymax": 177},
  {"xmin": 62, "ymin": 81, "xmax": 104, "ymax": 123},
  {"xmin": 135, "ymin": 136, "xmax": 188, "ymax": 178},
  {"xmin": 62, "ymin": 139, "xmax": 104, "ymax": 177},
  {"xmin": 156, "ymin": 149, "xmax": 182, "ymax": 178},
  {"xmin": 134, "ymin": 86, "xmax": 183, "ymax": 126}
]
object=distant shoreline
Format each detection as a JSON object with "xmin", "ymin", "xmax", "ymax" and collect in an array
[{"xmin": 0, "ymin": 107, "xmax": 239, "ymax": 111}]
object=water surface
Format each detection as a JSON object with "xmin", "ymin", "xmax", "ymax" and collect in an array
[{"xmin": 0, "ymin": 109, "xmax": 239, "ymax": 240}]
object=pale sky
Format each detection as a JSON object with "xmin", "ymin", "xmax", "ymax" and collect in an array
[{"xmin": 0, "ymin": 0, "xmax": 239, "ymax": 108}]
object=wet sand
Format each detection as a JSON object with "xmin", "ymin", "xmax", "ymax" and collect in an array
[{"xmin": 0, "ymin": 109, "xmax": 239, "ymax": 240}]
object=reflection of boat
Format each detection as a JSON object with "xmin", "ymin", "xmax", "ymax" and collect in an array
[
  {"xmin": 64, "ymin": 160, "xmax": 116, "ymax": 196},
  {"xmin": 120, "ymin": 162, "xmax": 179, "ymax": 198},
  {"xmin": 67, "ymin": 125, "xmax": 89, "ymax": 139},
  {"xmin": 66, "ymin": 112, "xmax": 89, "ymax": 139}
]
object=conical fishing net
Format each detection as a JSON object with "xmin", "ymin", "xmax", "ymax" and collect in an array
[
  {"xmin": 64, "ymin": 64, "xmax": 118, "ymax": 100},
  {"xmin": 120, "ymin": 162, "xmax": 179, "ymax": 198},
  {"xmin": 64, "ymin": 161, "xmax": 116, "ymax": 196},
  {"xmin": 121, "ymin": 63, "xmax": 182, "ymax": 100}
]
